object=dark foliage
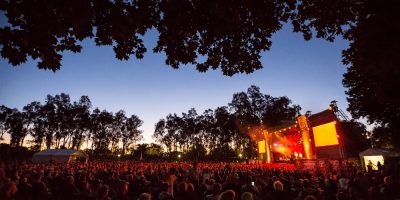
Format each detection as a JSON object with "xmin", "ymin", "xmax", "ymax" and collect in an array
[
  {"xmin": 340, "ymin": 121, "xmax": 370, "ymax": 157},
  {"xmin": 153, "ymin": 85, "xmax": 301, "ymax": 160},
  {"xmin": 342, "ymin": 1, "xmax": 400, "ymax": 147},
  {"xmin": 0, "ymin": 93, "xmax": 143, "ymax": 154},
  {"xmin": 0, "ymin": 143, "xmax": 33, "ymax": 160},
  {"xmin": 1, "ymin": 0, "xmax": 399, "ymax": 146}
]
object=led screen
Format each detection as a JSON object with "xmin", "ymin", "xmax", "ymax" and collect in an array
[
  {"xmin": 258, "ymin": 140, "xmax": 266, "ymax": 153},
  {"xmin": 312, "ymin": 122, "xmax": 339, "ymax": 147}
]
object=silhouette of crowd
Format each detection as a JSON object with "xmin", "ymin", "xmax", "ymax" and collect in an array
[{"xmin": 0, "ymin": 161, "xmax": 398, "ymax": 200}]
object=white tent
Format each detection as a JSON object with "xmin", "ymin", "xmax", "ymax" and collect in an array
[
  {"xmin": 32, "ymin": 149, "xmax": 88, "ymax": 163},
  {"xmin": 359, "ymin": 148, "xmax": 400, "ymax": 171}
]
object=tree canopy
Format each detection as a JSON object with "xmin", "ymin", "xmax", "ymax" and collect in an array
[
  {"xmin": 0, "ymin": 0, "xmax": 377, "ymax": 75},
  {"xmin": 153, "ymin": 85, "xmax": 301, "ymax": 161},
  {"xmin": 1, "ymin": 0, "xmax": 399, "ymax": 146},
  {"xmin": 0, "ymin": 93, "xmax": 143, "ymax": 155}
]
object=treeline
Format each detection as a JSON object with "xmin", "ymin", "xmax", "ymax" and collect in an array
[
  {"xmin": 153, "ymin": 85, "xmax": 301, "ymax": 161},
  {"xmin": 0, "ymin": 94, "xmax": 143, "ymax": 155}
]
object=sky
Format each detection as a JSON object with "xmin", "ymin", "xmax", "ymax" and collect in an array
[{"xmin": 0, "ymin": 17, "xmax": 351, "ymax": 143}]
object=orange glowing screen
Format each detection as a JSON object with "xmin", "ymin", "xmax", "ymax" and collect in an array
[
  {"xmin": 312, "ymin": 122, "xmax": 339, "ymax": 147},
  {"xmin": 258, "ymin": 141, "xmax": 266, "ymax": 153}
]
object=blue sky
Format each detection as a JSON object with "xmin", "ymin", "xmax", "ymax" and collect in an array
[{"xmin": 0, "ymin": 21, "xmax": 350, "ymax": 143}]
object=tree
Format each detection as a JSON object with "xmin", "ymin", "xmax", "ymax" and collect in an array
[
  {"xmin": 340, "ymin": 121, "xmax": 370, "ymax": 157},
  {"xmin": 134, "ymin": 143, "xmax": 149, "ymax": 158},
  {"xmin": 51, "ymin": 93, "xmax": 74, "ymax": 148},
  {"xmin": 70, "ymin": 96, "xmax": 92, "ymax": 149},
  {"xmin": 0, "ymin": 105, "xmax": 13, "ymax": 140},
  {"xmin": 6, "ymin": 109, "xmax": 28, "ymax": 147},
  {"xmin": 342, "ymin": 1, "xmax": 400, "ymax": 147},
  {"xmin": 23, "ymin": 101, "xmax": 45, "ymax": 150},
  {"xmin": 122, "ymin": 114, "xmax": 143, "ymax": 155},
  {"xmin": 42, "ymin": 95, "xmax": 57, "ymax": 149},
  {"xmin": 145, "ymin": 143, "xmax": 163, "ymax": 157},
  {"xmin": 91, "ymin": 109, "xmax": 114, "ymax": 154},
  {"xmin": 368, "ymin": 126, "xmax": 394, "ymax": 149},
  {"xmin": 186, "ymin": 143, "xmax": 207, "ymax": 161}
]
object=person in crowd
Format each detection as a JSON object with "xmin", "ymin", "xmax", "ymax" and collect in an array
[
  {"xmin": 97, "ymin": 185, "xmax": 111, "ymax": 200},
  {"xmin": 304, "ymin": 195, "xmax": 318, "ymax": 200},
  {"xmin": 241, "ymin": 192, "xmax": 253, "ymax": 200},
  {"xmin": 15, "ymin": 175, "xmax": 32, "ymax": 200},
  {"xmin": 367, "ymin": 161, "xmax": 373, "ymax": 172},
  {"xmin": 137, "ymin": 193, "xmax": 151, "ymax": 200},
  {"xmin": 174, "ymin": 182, "xmax": 189, "ymax": 200},
  {"xmin": 336, "ymin": 191, "xmax": 348, "ymax": 200},
  {"xmin": 62, "ymin": 175, "xmax": 80, "ymax": 200},
  {"xmin": 376, "ymin": 162, "xmax": 383, "ymax": 172},
  {"xmin": 0, "ymin": 181, "xmax": 18, "ymax": 200},
  {"xmin": 271, "ymin": 180, "xmax": 290, "ymax": 200},
  {"xmin": 206, "ymin": 182, "xmax": 222, "ymax": 200},
  {"xmin": 219, "ymin": 190, "xmax": 236, "ymax": 200},
  {"xmin": 158, "ymin": 191, "xmax": 173, "ymax": 200},
  {"xmin": 113, "ymin": 181, "xmax": 130, "ymax": 200},
  {"xmin": 31, "ymin": 173, "xmax": 49, "ymax": 200},
  {"xmin": 164, "ymin": 168, "xmax": 177, "ymax": 197}
]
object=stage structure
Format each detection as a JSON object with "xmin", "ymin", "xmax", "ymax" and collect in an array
[{"xmin": 256, "ymin": 107, "xmax": 345, "ymax": 163}]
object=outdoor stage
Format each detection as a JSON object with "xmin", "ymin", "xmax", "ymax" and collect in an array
[{"xmin": 253, "ymin": 106, "xmax": 345, "ymax": 164}]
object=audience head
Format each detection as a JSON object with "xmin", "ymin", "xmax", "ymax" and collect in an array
[
  {"xmin": 98, "ymin": 185, "xmax": 109, "ymax": 199},
  {"xmin": 119, "ymin": 181, "xmax": 129, "ymax": 194},
  {"xmin": 187, "ymin": 183, "xmax": 195, "ymax": 192},
  {"xmin": 159, "ymin": 191, "xmax": 173, "ymax": 200},
  {"xmin": 304, "ymin": 195, "xmax": 318, "ymax": 200},
  {"xmin": 0, "ymin": 181, "xmax": 17, "ymax": 199},
  {"xmin": 241, "ymin": 192, "xmax": 254, "ymax": 200},
  {"xmin": 219, "ymin": 190, "xmax": 235, "ymax": 200},
  {"xmin": 212, "ymin": 183, "xmax": 222, "ymax": 195},
  {"xmin": 138, "ymin": 192, "xmax": 152, "ymax": 200},
  {"xmin": 336, "ymin": 191, "xmax": 347, "ymax": 200},
  {"xmin": 273, "ymin": 180, "xmax": 284, "ymax": 191},
  {"xmin": 66, "ymin": 175, "xmax": 74, "ymax": 184},
  {"xmin": 178, "ymin": 182, "xmax": 187, "ymax": 193}
]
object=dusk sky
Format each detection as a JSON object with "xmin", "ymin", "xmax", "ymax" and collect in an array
[{"xmin": 0, "ymin": 17, "xmax": 350, "ymax": 143}]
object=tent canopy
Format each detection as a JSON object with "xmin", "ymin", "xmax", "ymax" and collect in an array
[
  {"xmin": 32, "ymin": 149, "xmax": 88, "ymax": 163},
  {"xmin": 359, "ymin": 148, "xmax": 400, "ymax": 157},
  {"xmin": 34, "ymin": 149, "xmax": 88, "ymax": 157}
]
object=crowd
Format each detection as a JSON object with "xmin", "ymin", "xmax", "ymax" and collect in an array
[{"xmin": 0, "ymin": 160, "xmax": 398, "ymax": 200}]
